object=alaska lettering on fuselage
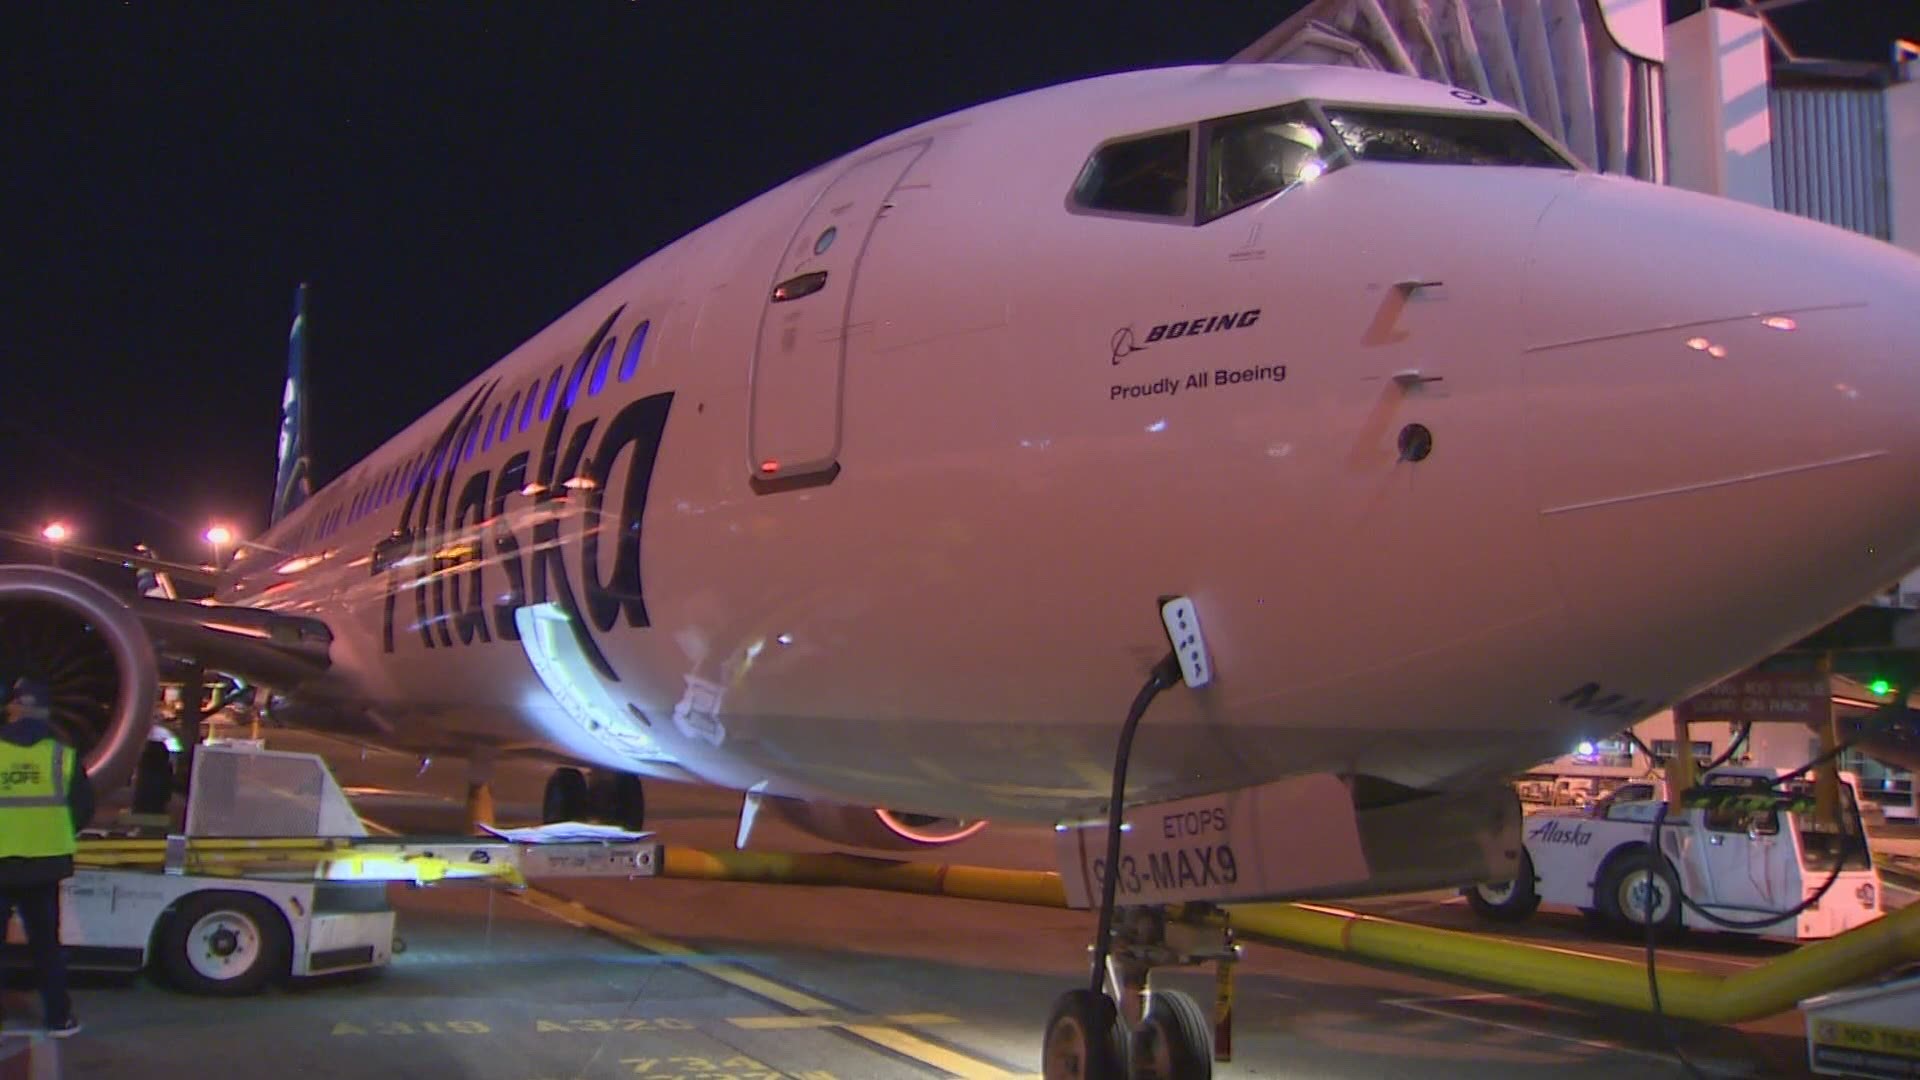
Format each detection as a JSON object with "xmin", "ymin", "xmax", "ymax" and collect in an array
[{"xmin": 378, "ymin": 305, "xmax": 673, "ymax": 683}]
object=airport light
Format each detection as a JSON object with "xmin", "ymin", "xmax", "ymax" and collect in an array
[
  {"xmin": 40, "ymin": 521, "xmax": 70, "ymax": 565},
  {"xmin": 205, "ymin": 524, "xmax": 234, "ymax": 567}
]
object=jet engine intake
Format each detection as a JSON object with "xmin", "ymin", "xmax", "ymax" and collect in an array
[
  {"xmin": 768, "ymin": 798, "xmax": 988, "ymax": 850},
  {"xmin": 0, "ymin": 566, "xmax": 160, "ymax": 793}
]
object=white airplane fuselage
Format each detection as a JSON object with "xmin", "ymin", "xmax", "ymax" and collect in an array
[{"xmin": 225, "ymin": 64, "xmax": 1920, "ymax": 822}]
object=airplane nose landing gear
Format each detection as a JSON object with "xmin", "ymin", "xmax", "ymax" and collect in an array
[
  {"xmin": 1043, "ymin": 907, "xmax": 1233, "ymax": 1079},
  {"xmin": 1044, "ymin": 599, "xmax": 1223, "ymax": 1079}
]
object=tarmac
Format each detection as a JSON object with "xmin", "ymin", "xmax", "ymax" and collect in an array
[{"xmin": 3, "ymin": 731, "xmax": 1915, "ymax": 1078}]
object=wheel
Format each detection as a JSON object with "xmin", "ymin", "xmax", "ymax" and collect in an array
[
  {"xmin": 607, "ymin": 773, "xmax": 645, "ymax": 830},
  {"xmin": 1133, "ymin": 988, "xmax": 1212, "ymax": 1080},
  {"xmin": 1042, "ymin": 988, "xmax": 1128, "ymax": 1080},
  {"xmin": 157, "ymin": 892, "xmax": 291, "ymax": 995},
  {"xmin": 587, "ymin": 770, "xmax": 646, "ymax": 830},
  {"xmin": 1595, "ymin": 849, "xmax": 1682, "ymax": 937},
  {"xmin": 132, "ymin": 740, "xmax": 174, "ymax": 815},
  {"xmin": 1464, "ymin": 848, "xmax": 1541, "ymax": 923},
  {"xmin": 542, "ymin": 767, "xmax": 589, "ymax": 823}
]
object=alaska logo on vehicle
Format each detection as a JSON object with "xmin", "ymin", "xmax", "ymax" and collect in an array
[
  {"xmin": 1527, "ymin": 819, "xmax": 1594, "ymax": 847},
  {"xmin": 378, "ymin": 305, "xmax": 672, "ymax": 682},
  {"xmin": 1110, "ymin": 308, "xmax": 1261, "ymax": 364}
]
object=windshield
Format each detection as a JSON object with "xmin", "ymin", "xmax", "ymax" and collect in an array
[
  {"xmin": 1321, "ymin": 106, "xmax": 1572, "ymax": 169},
  {"xmin": 1202, "ymin": 103, "xmax": 1330, "ymax": 221}
]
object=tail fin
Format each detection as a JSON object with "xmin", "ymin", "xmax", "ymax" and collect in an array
[{"xmin": 270, "ymin": 283, "xmax": 313, "ymax": 526}]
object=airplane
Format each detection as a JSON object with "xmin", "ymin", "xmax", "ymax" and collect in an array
[{"xmin": 5, "ymin": 59, "xmax": 1920, "ymax": 1071}]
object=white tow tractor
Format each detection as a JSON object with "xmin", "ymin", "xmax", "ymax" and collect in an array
[
  {"xmin": 1, "ymin": 743, "xmax": 660, "ymax": 995},
  {"xmin": 1467, "ymin": 767, "xmax": 1884, "ymax": 940}
]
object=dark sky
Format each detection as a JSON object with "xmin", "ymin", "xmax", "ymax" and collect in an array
[{"xmin": 2, "ymin": 2, "xmax": 1913, "ymax": 562}]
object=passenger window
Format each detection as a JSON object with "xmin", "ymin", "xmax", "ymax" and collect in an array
[
  {"xmin": 588, "ymin": 337, "xmax": 614, "ymax": 396},
  {"xmin": 1203, "ymin": 104, "xmax": 1330, "ymax": 221},
  {"xmin": 1321, "ymin": 107, "xmax": 1572, "ymax": 169},
  {"xmin": 617, "ymin": 321, "xmax": 649, "ymax": 382},
  {"xmin": 519, "ymin": 382, "xmax": 540, "ymax": 432},
  {"xmin": 1072, "ymin": 130, "xmax": 1191, "ymax": 218},
  {"xmin": 539, "ymin": 367, "xmax": 562, "ymax": 422},
  {"xmin": 564, "ymin": 344, "xmax": 602, "ymax": 410}
]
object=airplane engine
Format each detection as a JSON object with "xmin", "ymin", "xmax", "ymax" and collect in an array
[
  {"xmin": 769, "ymin": 798, "xmax": 988, "ymax": 850},
  {"xmin": 0, "ymin": 566, "xmax": 159, "ymax": 793}
]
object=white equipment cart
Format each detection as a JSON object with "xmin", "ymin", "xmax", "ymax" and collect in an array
[{"xmin": 1, "ymin": 744, "xmax": 658, "ymax": 995}]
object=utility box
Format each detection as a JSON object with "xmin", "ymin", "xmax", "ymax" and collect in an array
[{"xmin": 1802, "ymin": 972, "xmax": 1920, "ymax": 1077}]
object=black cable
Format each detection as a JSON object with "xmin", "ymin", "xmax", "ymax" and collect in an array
[
  {"xmin": 1635, "ymin": 677, "xmax": 1902, "ymax": 1074},
  {"xmin": 1088, "ymin": 653, "xmax": 1183, "ymax": 996},
  {"xmin": 1700, "ymin": 722, "xmax": 1752, "ymax": 771},
  {"xmin": 1645, "ymin": 801, "xmax": 1711, "ymax": 1080}
]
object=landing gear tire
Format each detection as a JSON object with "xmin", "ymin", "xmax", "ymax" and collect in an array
[
  {"xmin": 157, "ymin": 891, "xmax": 291, "ymax": 996},
  {"xmin": 1043, "ymin": 989, "xmax": 1128, "ymax": 1080},
  {"xmin": 1133, "ymin": 989, "xmax": 1213, "ymax": 1080},
  {"xmin": 542, "ymin": 767, "xmax": 589, "ymax": 824},
  {"xmin": 589, "ymin": 770, "xmax": 646, "ymax": 830},
  {"xmin": 132, "ymin": 740, "xmax": 175, "ymax": 816},
  {"xmin": 1595, "ymin": 849, "xmax": 1681, "ymax": 939},
  {"xmin": 1464, "ymin": 848, "xmax": 1541, "ymax": 923}
]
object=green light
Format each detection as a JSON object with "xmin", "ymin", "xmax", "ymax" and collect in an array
[{"xmin": 1870, "ymin": 679, "xmax": 1893, "ymax": 696}]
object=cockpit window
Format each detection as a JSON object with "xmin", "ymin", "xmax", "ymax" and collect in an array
[
  {"xmin": 1321, "ymin": 107, "xmax": 1572, "ymax": 169},
  {"xmin": 1072, "ymin": 129, "xmax": 1191, "ymax": 218},
  {"xmin": 1202, "ymin": 103, "xmax": 1330, "ymax": 221}
]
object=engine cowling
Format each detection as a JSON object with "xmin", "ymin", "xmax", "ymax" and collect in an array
[
  {"xmin": 767, "ymin": 798, "xmax": 988, "ymax": 850},
  {"xmin": 0, "ymin": 566, "xmax": 159, "ymax": 792}
]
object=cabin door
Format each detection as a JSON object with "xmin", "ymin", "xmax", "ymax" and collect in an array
[{"xmin": 749, "ymin": 140, "xmax": 929, "ymax": 491}]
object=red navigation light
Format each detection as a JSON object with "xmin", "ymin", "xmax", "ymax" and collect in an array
[{"xmin": 759, "ymin": 460, "xmax": 780, "ymax": 474}]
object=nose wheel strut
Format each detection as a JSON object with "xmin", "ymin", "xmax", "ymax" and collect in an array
[{"xmin": 1041, "ymin": 643, "xmax": 1233, "ymax": 1079}]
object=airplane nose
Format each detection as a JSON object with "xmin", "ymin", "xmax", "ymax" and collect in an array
[{"xmin": 1520, "ymin": 175, "xmax": 1920, "ymax": 693}]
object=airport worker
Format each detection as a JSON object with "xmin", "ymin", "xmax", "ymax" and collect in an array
[{"xmin": 0, "ymin": 675, "xmax": 93, "ymax": 1037}]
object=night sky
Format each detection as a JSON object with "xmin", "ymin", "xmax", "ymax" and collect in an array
[{"xmin": 3, "ymin": 2, "xmax": 1915, "ymax": 563}]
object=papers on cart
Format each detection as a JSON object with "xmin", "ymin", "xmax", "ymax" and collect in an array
[{"xmin": 479, "ymin": 822, "xmax": 649, "ymax": 844}]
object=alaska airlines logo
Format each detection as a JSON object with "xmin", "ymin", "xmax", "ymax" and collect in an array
[
  {"xmin": 1527, "ymin": 819, "xmax": 1593, "ymax": 847},
  {"xmin": 1109, "ymin": 309, "xmax": 1261, "ymax": 365},
  {"xmin": 379, "ymin": 306, "xmax": 672, "ymax": 682},
  {"xmin": 1556, "ymin": 682, "xmax": 1657, "ymax": 722}
]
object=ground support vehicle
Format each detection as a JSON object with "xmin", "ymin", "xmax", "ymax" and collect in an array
[
  {"xmin": 1468, "ymin": 768, "xmax": 1883, "ymax": 940},
  {"xmin": 0, "ymin": 744, "xmax": 658, "ymax": 995}
]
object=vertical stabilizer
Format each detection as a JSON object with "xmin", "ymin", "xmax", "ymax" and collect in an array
[{"xmin": 270, "ymin": 283, "xmax": 313, "ymax": 526}]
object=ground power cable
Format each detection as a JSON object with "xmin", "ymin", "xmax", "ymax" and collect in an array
[
  {"xmin": 1088, "ymin": 651, "xmax": 1184, "ymax": 997},
  {"xmin": 1636, "ymin": 677, "xmax": 1911, "ymax": 1076}
]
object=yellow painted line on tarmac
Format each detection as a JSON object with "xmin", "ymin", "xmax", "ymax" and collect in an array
[
  {"xmin": 360, "ymin": 813, "xmax": 1031, "ymax": 1078},
  {"xmin": 509, "ymin": 886, "xmax": 836, "ymax": 1013},
  {"xmin": 843, "ymin": 1024, "xmax": 1029, "ymax": 1079},
  {"xmin": 730, "ymin": 1013, "xmax": 959, "ymax": 1031}
]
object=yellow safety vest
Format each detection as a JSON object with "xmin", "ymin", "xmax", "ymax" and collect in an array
[{"xmin": 0, "ymin": 738, "xmax": 77, "ymax": 859}]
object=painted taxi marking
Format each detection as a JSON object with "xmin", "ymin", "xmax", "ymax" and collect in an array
[
  {"xmin": 509, "ymin": 886, "xmax": 837, "ymax": 1013},
  {"xmin": 361, "ymin": 814, "xmax": 1033, "ymax": 1079},
  {"xmin": 728, "ymin": 1013, "xmax": 958, "ymax": 1031}
]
